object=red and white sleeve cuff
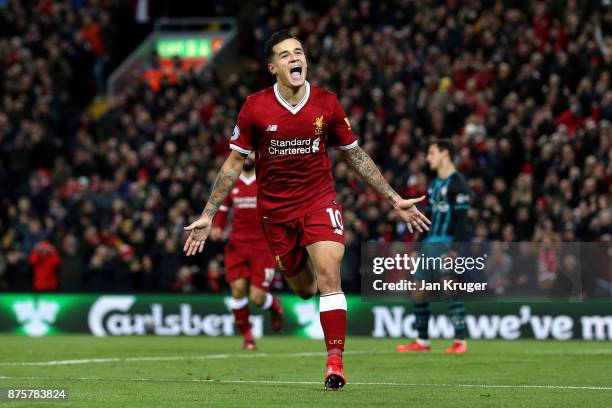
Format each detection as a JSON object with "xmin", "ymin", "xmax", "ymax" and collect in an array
[
  {"xmin": 229, "ymin": 144, "xmax": 252, "ymax": 154},
  {"xmin": 335, "ymin": 140, "xmax": 358, "ymax": 150}
]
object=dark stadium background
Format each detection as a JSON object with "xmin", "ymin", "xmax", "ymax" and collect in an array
[{"xmin": 0, "ymin": 0, "xmax": 610, "ymax": 297}]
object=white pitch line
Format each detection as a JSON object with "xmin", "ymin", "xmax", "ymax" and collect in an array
[
  {"xmin": 0, "ymin": 375, "xmax": 610, "ymax": 391},
  {"xmin": 4, "ymin": 348, "xmax": 612, "ymax": 366},
  {"xmin": 490, "ymin": 349, "xmax": 612, "ymax": 356},
  {"xmin": 0, "ymin": 350, "xmax": 372, "ymax": 367},
  {"xmin": 579, "ymin": 350, "xmax": 612, "ymax": 355}
]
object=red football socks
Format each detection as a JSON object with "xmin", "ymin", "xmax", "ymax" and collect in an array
[
  {"xmin": 270, "ymin": 295, "xmax": 282, "ymax": 313},
  {"xmin": 319, "ymin": 292, "xmax": 347, "ymax": 359},
  {"xmin": 230, "ymin": 297, "xmax": 253, "ymax": 341}
]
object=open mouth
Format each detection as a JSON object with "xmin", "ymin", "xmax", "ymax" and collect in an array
[{"xmin": 290, "ymin": 66, "xmax": 302, "ymax": 80}]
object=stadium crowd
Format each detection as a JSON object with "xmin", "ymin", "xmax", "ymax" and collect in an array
[{"xmin": 0, "ymin": 0, "xmax": 610, "ymax": 296}]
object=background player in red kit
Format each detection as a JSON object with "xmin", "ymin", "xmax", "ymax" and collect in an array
[
  {"xmin": 211, "ymin": 152, "xmax": 283, "ymax": 351},
  {"xmin": 184, "ymin": 30, "xmax": 430, "ymax": 390}
]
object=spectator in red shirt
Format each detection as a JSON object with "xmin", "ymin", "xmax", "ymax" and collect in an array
[{"xmin": 28, "ymin": 240, "xmax": 60, "ymax": 291}]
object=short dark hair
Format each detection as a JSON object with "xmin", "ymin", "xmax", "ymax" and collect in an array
[
  {"xmin": 264, "ymin": 30, "xmax": 299, "ymax": 62},
  {"xmin": 429, "ymin": 138, "xmax": 456, "ymax": 160}
]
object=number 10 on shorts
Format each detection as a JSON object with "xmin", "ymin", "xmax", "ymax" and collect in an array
[{"xmin": 326, "ymin": 208, "xmax": 344, "ymax": 235}]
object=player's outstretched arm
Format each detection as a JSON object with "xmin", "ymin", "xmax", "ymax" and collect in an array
[
  {"xmin": 340, "ymin": 145, "xmax": 431, "ymax": 233},
  {"xmin": 183, "ymin": 150, "xmax": 245, "ymax": 256}
]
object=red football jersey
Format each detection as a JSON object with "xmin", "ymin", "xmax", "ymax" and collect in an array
[
  {"xmin": 229, "ymin": 81, "xmax": 358, "ymax": 223},
  {"xmin": 213, "ymin": 174, "xmax": 267, "ymax": 243}
]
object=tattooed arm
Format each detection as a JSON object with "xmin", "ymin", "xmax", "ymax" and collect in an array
[
  {"xmin": 183, "ymin": 150, "xmax": 245, "ymax": 256},
  {"xmin": 340, "ymin": 145, "xmax": 402, "ymax": 206},
  {"xmin": 340, "ymin": 145, "xmax": 431, "ymax": 233},
  {"xmin": 202, "ymin": 151, "xmax": 245, "ymax": 218}
]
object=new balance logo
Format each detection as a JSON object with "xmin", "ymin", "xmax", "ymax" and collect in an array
[{"xmin": 266, "ymin": 124, "xmax": 278, "ymax": 132}]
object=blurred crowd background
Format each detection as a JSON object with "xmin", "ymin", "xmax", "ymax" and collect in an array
[{"xmin": 0, "ymin": 0, "xmax": 610, "ymax": 296}]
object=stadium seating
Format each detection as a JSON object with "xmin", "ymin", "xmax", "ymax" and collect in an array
[{"xmin": 0, "ymin": 0, "xmax": 610, "ymax": 294}]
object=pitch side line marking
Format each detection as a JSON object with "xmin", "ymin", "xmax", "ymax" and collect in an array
[
  {"xmin": 3, "ymin": 348, "xmax": 612, "ymax": 366},
  {"xmin": 0, "ymin": 376, "xmax": 610, "ymax": 391},
  {"xmin": 0, "ymin": 351, "xmax": 372, "ymax": 367}
]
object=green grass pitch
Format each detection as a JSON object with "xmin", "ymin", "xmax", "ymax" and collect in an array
[{"xmin": 0, "ymin": 335, "xmax": 610, "ymax": 407}]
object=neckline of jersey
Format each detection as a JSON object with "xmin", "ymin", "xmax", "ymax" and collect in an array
[
  {"xmin": 273, "ymin": 81, "xmax": 311, "ymax": 115},
  {"xmin": 239, "ymin": 174, "xmax": 256, "ymax": 185}
]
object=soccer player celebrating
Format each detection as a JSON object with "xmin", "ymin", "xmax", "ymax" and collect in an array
[
  {"xmin": 184, "ymin": 30, "xmax": 430, "ymax": 390},
  {"xmin": 396, "ymin": 139, "xmax": 471, "ymax": 354},
  {"xmin": 210, "ymin": 152, "xmax": 283, "ymax": 350}
]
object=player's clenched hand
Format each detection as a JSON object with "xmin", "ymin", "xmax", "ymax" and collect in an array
[
  {"xmin": 183, "ymin": 215, "xmax": 213, "ymax": 256},
  {"xmin": 394, "ymin": 195, "xmax": 431, "ymax": 234}
]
